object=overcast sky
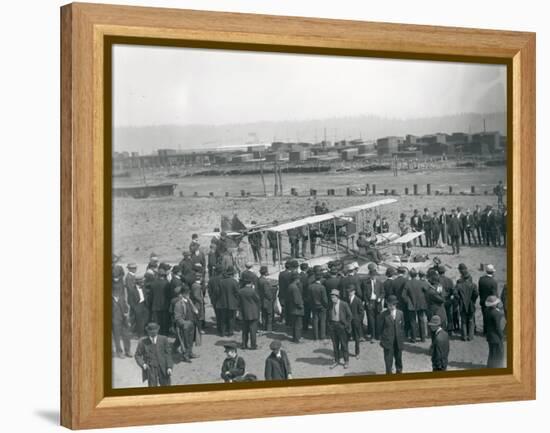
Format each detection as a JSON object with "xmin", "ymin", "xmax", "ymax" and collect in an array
[{"xmin": 113, "ymin": 44, "xmax": 506, "ymax": 128}]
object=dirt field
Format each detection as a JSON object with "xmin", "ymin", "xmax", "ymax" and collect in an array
[{"xmin": 112, "ymin": 172, "xmax": 507, "ymax": 388}]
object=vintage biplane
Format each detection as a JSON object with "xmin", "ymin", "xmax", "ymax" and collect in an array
[{"xmin": 199, "ymin": 198, "xmax": 438, "ymax": 278}]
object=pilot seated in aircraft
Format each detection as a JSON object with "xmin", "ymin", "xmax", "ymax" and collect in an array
[{"xmin": 365, "ymin": 241, "xmax": 384, "ymax": 264}]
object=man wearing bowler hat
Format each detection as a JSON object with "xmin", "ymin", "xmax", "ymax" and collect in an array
[
  {"xmin": 485, "ymin": 295, "xmax": 506, "ymax": 368},
  {"xmin": 328, "ymin": 289, "xmax": 352, "ymax": 369},
  {"xmin": 379, "ymin": 295, "xmax": 405, "ymax": 374},
  {"xmin": 220, "ymin": 342, "xmax": 246, "ymax": 383},
  {"xmin": 238, "ymin": 273, "xmax": 261, "ymax": 349},
  {"xmin": 264, "ymin": 340, "xmax": 293, "ymax": 380},
  {"xmin": 455, "ymin": 263, "xmax": 478, "ymax": 341},
  {"xmin": 257, "ymin": 265, "xmax": 276, "ymax": 331},
  {"xmin": 428, "ymin": 315, "xmax": 450, "ymax": 371},
  {"xmin": 134, "ymin": 322, "xmax": 173, "ymax": 387}
]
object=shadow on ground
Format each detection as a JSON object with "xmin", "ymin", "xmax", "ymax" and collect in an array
[{"xmin": 34, "ymin": 410, "xmax": 59, "ymax": 425}]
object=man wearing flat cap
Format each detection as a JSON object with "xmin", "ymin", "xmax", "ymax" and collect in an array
[
  {"xmin": 135, "ymin": 322, "xmax": 173, "ymax": 387},
  {"xmin": 428, "ymin": 315, "xmax": 450, "ymax": 371},
  {"xmin": 379, "ymin": 295, "xmax": 405, "ymax": 374},
  {"xmin": 220, "ymin": 342, "xmax": 246, "ymax": 383},
  {"xmin": 478, "ymin": 264, "xmax": 498, "ymax": 335},
  {"xmin": 264, "ymin": 340, "xmax": 293, "ymax": 380},
  {"xmin": 328, "ymin": 289, "xmax": 352, "ymax": 368},
  {"xmin": 238, "ymin": 273, "xmax": 261, "ymax": 349},
  {"xmin": 485, "ymin": 295, "xmax": 506, "ymax": 368}
]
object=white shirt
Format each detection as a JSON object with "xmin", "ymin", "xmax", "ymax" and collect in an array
[
  {"xmin": 391, "ymin": 309, "xmax": 397, "ymax": 320},
  {"xmin": 370, "ymin": 280, "xmax": 376, "ymax": 300},
  {"xmin": 149, "ymin": 336, "xmax": 157, "ymax": 344},
  {"xmin": 136, "ymin": 286, "xmax": 145, "ymax": 303}
]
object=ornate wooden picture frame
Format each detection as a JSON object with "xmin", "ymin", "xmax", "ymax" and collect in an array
[{"xmin": 61, "ymin": 2, "xmax": 535, "ymax": 429}]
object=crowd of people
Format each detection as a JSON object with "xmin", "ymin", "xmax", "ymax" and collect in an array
[{"xmin": 112, "ymin": 221, "xmax": 507, "ymax": 387}]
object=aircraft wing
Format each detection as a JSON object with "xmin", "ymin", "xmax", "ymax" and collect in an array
[
  {"xmin": 391, "ymin": 231, "xmax": 425, "ymax": 244},
  {"xmin": 266, "ymin": 198, "xmax": 398, "ymax": 233}
]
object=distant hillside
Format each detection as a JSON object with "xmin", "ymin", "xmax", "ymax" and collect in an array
[{"xmin": 114, "ymin": 112, "xmax": 506, "ymax": 153}]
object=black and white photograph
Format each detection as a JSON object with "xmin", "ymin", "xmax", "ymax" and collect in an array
[{"xmin": 110, "ymin": 44, "xmax": 508, "ymax": 389}]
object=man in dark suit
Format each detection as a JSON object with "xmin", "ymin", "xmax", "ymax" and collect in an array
[
  {"xmin": 267, "ymin": 225, "xmax": 280, "ymax": 266},
  {"xmin": 347, "ymin": 285, "xmax": 365, "ymax": 358},
  {"xmin": 309, "ymin": 271, "xmax": 328, "ymax": 340},
  {"xmin": 149, "ymin": 268, "xmax": 171, "ymax": 335},
  {"xmin": 478, "ymin": 264, "xmax": 498, "ymax": 335},
  {"xmin": 264, "ymin": 340, "xmax": 293, "ymax": 380},
  {"xmin": 134, "ymin": 322, "xmax": 173, "ymax": 387},
  {"xmin": 437, "ymin": 265, "xmax": 457, "ymax": 333},
  {"xmin": 238, "ymin": 274, "xmax": 261, "ymax": 349},
  {"xmin": 410, "ymin": 209, "xmax": 424, "ymax": 247},
  {"xmin": 448, "ymin": 209, "xmax": 463, "ymax": 254},
  {"xmin": 463, "ymin": 209, "xmax": 476, "ymax": 246},
  {"xmin": 439, "ymin": 208, "xmax": 450, "ymax": 245},
  {"xmin": 300, "ymin": 262, "xmax": 312, "ymax": 332},
  {"xmin": 207, "ymin": 265, "xmax": 223, "ymax": 336},
  {"xmin": 486, "ymin": 205, "xmax": 498, "ymax": 246},
  {"xmin": 456, "ymin": 207, "xmax": 466, "ymax": 245},
  {"xmin": 340, "ymin": 263, "xmax": 363, "ymax": 300},
  {"xmin": 379, "ymin": 295, "xmax": 405, "ymax": 374},
  {"xmin": 172, "ymin": 285, "xmax": 199, "ymax": 362},
  {"xmin": 127, "ymin": 276, "xmax": 149, "ymax": 338},
  {"xmin": 383, "ymin": 267, "xmax": 397, "ymax": 301},
  {"xmin": 402, "ymin": 268, "xmax": 428, "ymax": 342},
  {"xmin": 485, "ymin": 296, "xmax": 506, "ymax": 368},
  {"xmin": 421, "ymin": 208, "xmax": 433, "ymax": 247},
  {"xmin": 248, "ymin": 223, "xmax": 263, "ymax": 263},
  {"xmin": 425, "ymin": 270, "xmax": 448, "ymax": 329},
  {"xmin": 328, "ymin": 289, "xmax": 352, "ymax": 369},
  {"xmin": 287, "ymin": 271, "xmax": 304, "ymax": 343},
  {"xmin": 257, "ymin": 265, "xmax": 276, "ymax": 331},
  {"xmin": 112, "ymin": 288, "xmax": 131, "ymax": 358},
  {"xmin": 240, "ymin": 262, "xmax": 258, "ymax": 289},
  {"xmin": 216, "ymin": 266, "xmax": 240, "ymax": 337},
  {"xmin": 455, "ymin": 264, "xmax": 478, "ymax": 341},
  {"xmin": 473, "ymin": 204, "xmax": 483, "ymax": 245},
  {"xmin": 220, "ymin": 342, "xmax": 246, "ymax": 382},
  {"xmin": 428, "ymin": 315, "xmax": 450, "ymax": 371},
  {"xmin": 278, "ymin": 261, "xmax": 293, "ymax": 325},
  {"xmin": 322, "ymin": 267, "xmax": 342, "ymax": 300},
  {"xmin": 361, "ymin": 263, "xmax": 385, "ymax": 341}
]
